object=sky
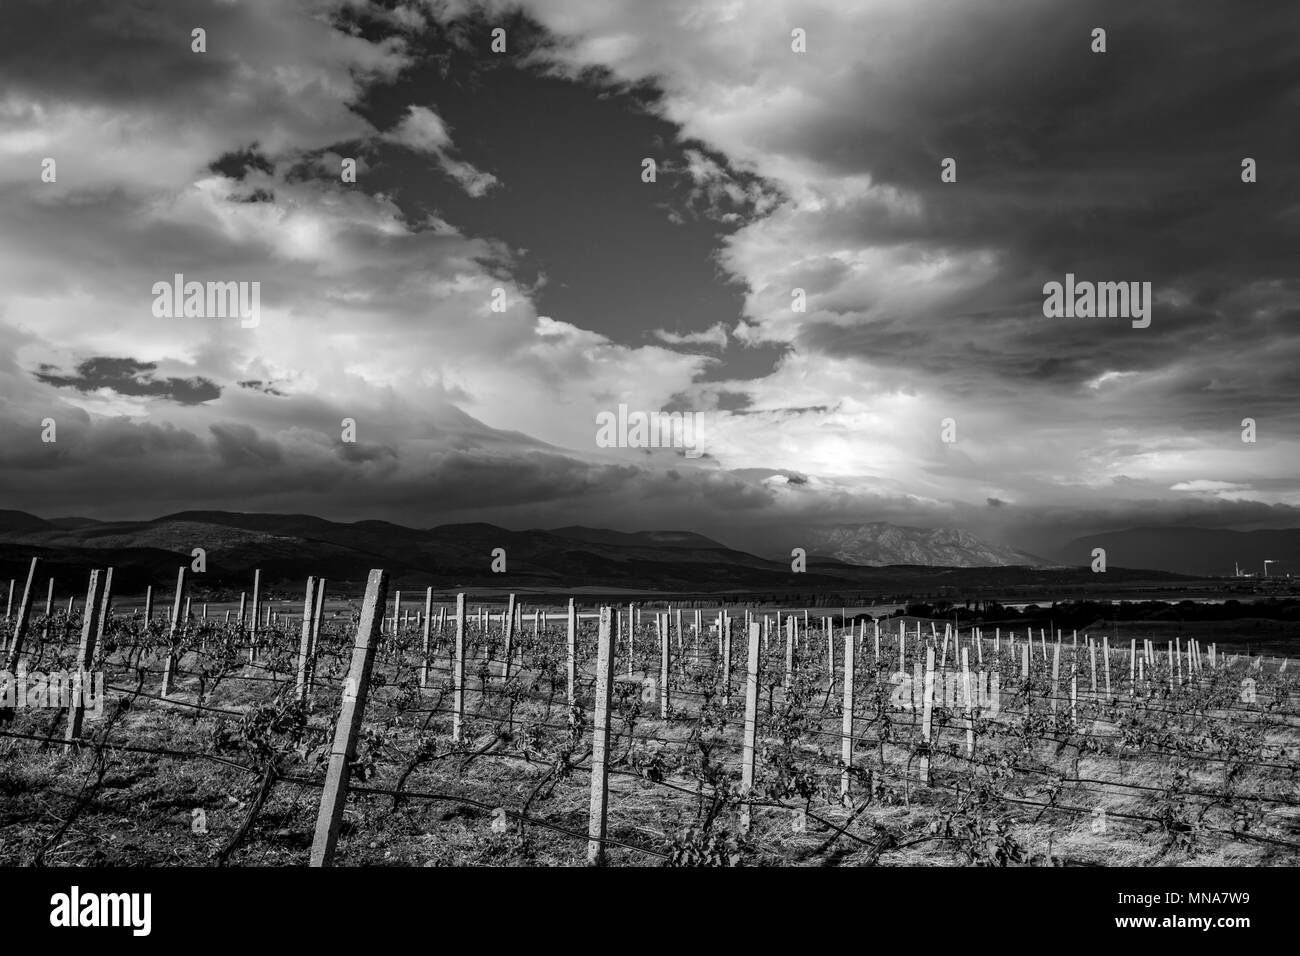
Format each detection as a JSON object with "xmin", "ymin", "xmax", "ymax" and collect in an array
[{"xmin": 1, "ymin": 0, "xmax": 1298, "ymax": 558}]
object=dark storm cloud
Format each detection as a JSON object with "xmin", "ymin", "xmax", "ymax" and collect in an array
[
  {"xmin": 775, "ymin": 0, "xmax": 1299, "ymax": 394},
  {"xmin": 209, "ymin": 423, "xmax": 284, "ymax": 468},
  {"xmin": 335, "ymin": 4, "xmax": 780, "ymax": 350},
  {"xmin": 35, "ymin": 358, "xmax": 221, "ymax": 405}
]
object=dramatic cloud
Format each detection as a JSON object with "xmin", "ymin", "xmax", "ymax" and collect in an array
[
  {"xmin": 382, "ymin": 105, "xmax": 501, "ymax": 196},
  {"xmin": 0, "ymin": 0, "xmax": 1295, "ymax": 559}
]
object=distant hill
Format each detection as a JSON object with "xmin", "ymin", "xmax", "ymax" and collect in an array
[
  {"xmin": 0, "ymin": 510, "xmax": 1200, "ymax": 596},
  {"xmin": 802, "ymin": 522, "xmax": 1046, "ymax": 567},
  {"xmin": 1058, "ymin": 527, "xmax": 1300, "ymax": 577}
]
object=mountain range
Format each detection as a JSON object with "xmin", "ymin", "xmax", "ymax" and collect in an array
[
  {"xmin": 804, "ymin": 523, "xmax": 1044, "ymax": 567},
  {"xmin": 0, "ymin": 510, "xmax": 1196, "ymax": 596}
]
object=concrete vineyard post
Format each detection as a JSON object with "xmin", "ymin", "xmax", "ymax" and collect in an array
[
  {"xmin": 1103, "ymin": 635, "xmax": 1111, "ymax": 696},
  {"xmin": 1090, "ymin": 641, "xmax": 1097, "ymax": 694},
  {"xmin": 784, "ymin": 616, "xmax": 794, "ymax": 693},
  {"xmin": 453, "ymin": 593, "xmax": 466, "ymax": 744},
  {"xmin": 826, "ymin": 623, "xmax": 834, "ymax": 684},
  {"xmin": 144, "ymin": 585, "xmax": 154, "ymax": 625},
  {"xmin": 587, "ymin": 607, "xmax": 615, "ymax": 865},
  {"xmin": 721, "ymin": 614, "xmax": 732, "ymax": 707},
  {"xmin": 248, "ymin": 570, "xmax": 262, "ymax": 664},
  {"xmin": 659, "ymin": 612, "xmax": 670, "ymax": 720},
  {"xmin": 740, "ymin": 622, "xmax": 761, "ymax": 832},
  {"xmin": 296, "ymin": 577, "xmax": 318, "ymax": 704},
  {"xmin": 1050, "ymin": 642, "xmax": 1060, "ymax": 714},
  {"xmin": 919, "ymin": 645, "xmax": 936, "ymax": 785},
  {"xmin": 4, "ymin": 557, "xmax": 40, "ymax": 671},
  {"xmin": 310, "ymin": 568, "xmax": 388, "ymax": 867},
  {"xmin": 841, "ymin": 619, "xmax": 855, "ymax": 799},
  {"xmin": 65, "ymin": 569, "xmax": 105, "ymax": 749},
  {"xmin": 161, "ymin": 566, "xmax": 188, "ymax": 697},
  {"xmin": 1022, "ymin": 643, "xmax": 1031, "ymax": 718},
  {"xmin": 962, "ymin": 647, "xmax": 974, "ymax": 757}
]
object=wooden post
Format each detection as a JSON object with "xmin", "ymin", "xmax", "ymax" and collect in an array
[
  {"xmin": 587, "ymin": 607, "xmax": 615, "ymax": 865},
  {"xmin": 296, "ymin": 577, "xmax": 318, "ymax": 703},
  {"xmin": 566, "ymin": 598, "xmax": 577, "ymax": 726},
  {"xmin": 740, "ymin": 622, "xmax": 761, "ymax": 831},
  {"xmin": 420, "ymin": 587, "xmax": 433, "ymax": 689},
  {"xmin": 919, "ymin": 646, "xmax": 936, "ymax": 785},
  {"xmin": 310, "ymin": 568, "xmax": 388, "ymax": 867},
  {"xmin": 840, "ymin": 617, "xmax": 855, "ymax": 798},
  {"xmin": 42, "ymin": 577, "xmax": 54, "ymax": 639},
  {"xmin": 161, "ymin": 566, "xmax": 187, "ymax": 697},
  {"xmin": 3, "ymin": 557, "xmax": 39, "ymax": 670},
  {"xmin": 4, "ymin": 579, "xmax": 10, "ymax": 622},
  {"xmin": 65, "ymin": 570, "xmax": 105, "ymax": 749},
  {"xmin": 453, "ymin": 593, "xmax": 466, "ymax": 744},
  {"xmin": 502, "ymin": 593, "xmax": 516, "ymax": 679}
]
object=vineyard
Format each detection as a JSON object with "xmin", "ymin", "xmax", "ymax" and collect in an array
[{"xmin": 1, "ymin": 558, "xmax": 1298, "ymax": 867}]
